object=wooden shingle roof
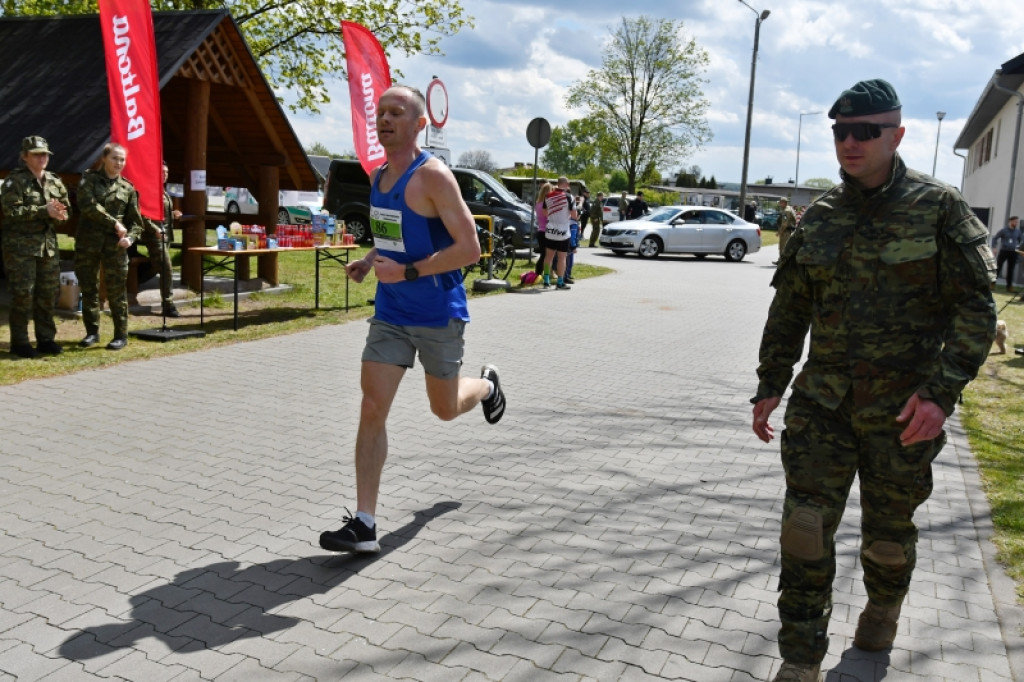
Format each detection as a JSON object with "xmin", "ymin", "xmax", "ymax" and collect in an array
[{"xmin": 0, "ymin": 10, "xmax": 317, "ymax": 192}]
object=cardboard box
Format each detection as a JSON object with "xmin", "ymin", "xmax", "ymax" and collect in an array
[{"xmin": 56, "ymin": 272, "xmax": 80, "ymax": 311}]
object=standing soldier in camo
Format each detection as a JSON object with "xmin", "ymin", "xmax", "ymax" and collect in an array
[
  {"xmin": 1, "ymin": 136, "xmax": 71, "ymax": 359},
  {"xmin": 774, "ymin": 196, "xmax": 798, "ymax": 265},
  {"xmin": 131, "ymin": 161, "xmax": 181, "ymax": 317},
  {"xmin": 750, "ymin": 79, "xmax": 996, "ymax": 682},
  {"xmin": 75, "ymin": 142, "xmax": 145, "ymax": 351}
]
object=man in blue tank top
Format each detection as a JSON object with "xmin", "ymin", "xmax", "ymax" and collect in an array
[{"xmin": 320, "ymin": 85, "xmax": 507, "ymax": 554}]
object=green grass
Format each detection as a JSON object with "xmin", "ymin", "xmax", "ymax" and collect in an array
[
  {"xmin": 960, "ymin": 289, "xmax": 1024, "ymax": 599},
  {"xmin": 0, "ymin": 243, "xmax": 609, "ymax": 386}
]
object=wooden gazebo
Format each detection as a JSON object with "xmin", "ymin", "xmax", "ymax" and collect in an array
[{"xmin": 0, "ymin": 10, "xmax": 319, "ymax": 289}]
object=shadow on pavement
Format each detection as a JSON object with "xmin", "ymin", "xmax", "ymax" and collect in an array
[{"xmin": 58, "ymin": 501, "xmax": 461, "ymax": 661}]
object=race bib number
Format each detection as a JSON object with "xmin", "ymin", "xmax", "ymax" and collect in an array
[{"xmin": 370, "ymin": 206, "xmax": 405, "ymax": 252}]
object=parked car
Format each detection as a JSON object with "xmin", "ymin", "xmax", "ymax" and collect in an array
[
  {"xmin": 223, "ymin": 187, "xmax": 320, "ymax": 225},
  {"xmin": 599, "ymin": 205, "xmax": 762, "ymax": 261},
  {"xmin": 452, "ymin": 167, "xmax": 536, "ymax": 249},
  {"xmin": 759, "ymin": 208, "xmax": 779, "ymax": 231},
  {"xmin": 322, "ymin": 159, "xmax": 372, "ymax": 242},
  {"xmin": 601, "ymin": 194, "xmax": 634, "ymax": 224}
]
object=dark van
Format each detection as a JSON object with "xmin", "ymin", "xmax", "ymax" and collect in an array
[
  {"xmin": 322, "ymin": 159, "xmax": 372, "ymax": 242},
  {"xmin": 323, "ymin": 158, "xmax": 536, "ymax": 248},
  {"xmin": 451, "ymin": 167, "xmax": 536, "ymax": 248}
]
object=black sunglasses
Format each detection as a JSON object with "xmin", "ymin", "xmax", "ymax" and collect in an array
[{"xmin": 831, "ymin": 122, "xmax": 899, "ymax": 142}]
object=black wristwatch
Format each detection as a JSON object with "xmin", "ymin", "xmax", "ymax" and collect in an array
[{"xmin": 404, "ymin": 263, "xmax": 420, "ymax": 281}]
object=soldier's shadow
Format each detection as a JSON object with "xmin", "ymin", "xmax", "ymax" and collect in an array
[
  {"xmin": 59, "ymin": 501, "xmax": 461, "ymax": 661},
  {"xmin": 826, "ymin": 647, "xmax": 892, "ymax": 680}
]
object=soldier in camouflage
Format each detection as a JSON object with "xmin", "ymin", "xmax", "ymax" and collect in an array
[
  {"xmin": 1, "ymin": 136, "xmax": 71, "ymax": 359},
  {"xmin": 750, "ymin": 79, "xmax": 996, "ymax": 682},
  {"xmin": 774, "ymin": 197, "xmax": 798, "ymax": 264},
  {"xmin": 75, "ymin": 143, "xmax": 145, "ymax": 351},
  {"xmin": 131, "ymin": 161, "xmax": 180, "ymax": 317}
]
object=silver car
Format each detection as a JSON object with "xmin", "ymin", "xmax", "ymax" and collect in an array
[{"xmin": 599, "ymin": 205, "xmax": 762, "ymax": 261}]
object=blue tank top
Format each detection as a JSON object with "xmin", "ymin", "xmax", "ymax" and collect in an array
[{"xmin": 369, "ymin": 151, "xmax": 469, "ymax": 327}]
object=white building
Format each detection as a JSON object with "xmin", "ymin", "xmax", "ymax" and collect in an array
[{"xmin": 954, "ymin": 52, "xmax": 1024, "ymax": 239}]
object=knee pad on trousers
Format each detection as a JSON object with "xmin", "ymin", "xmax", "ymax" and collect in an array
[
  {"xmin": 863, "ymin": 540, "xmax": 906, "ymax": 568},
  {"xmin": 781, "ymin": 507, "xmax": 824, "ymax": 561}
]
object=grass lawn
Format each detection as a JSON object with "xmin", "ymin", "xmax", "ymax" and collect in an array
[{"xmin": 961, "ymin": 288, "xmax": 1024, "ymax": 599}]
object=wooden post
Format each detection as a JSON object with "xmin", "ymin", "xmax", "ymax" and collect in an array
[
  {"xmin": 181, "ymin": 79, "xmax": 210, "ymax": 291},
  {"xmin": 257, "ymin": 164, "xmax": 280, "ymax": 285}
]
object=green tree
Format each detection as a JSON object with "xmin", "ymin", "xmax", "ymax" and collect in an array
[
  {"xmin": 566, "ymin": 16, "xmax": 711, "ymax": 193},
  {"xmin": 804, "ymin": 177, "xmax": 837, "ymax": 190},
  {"xmin": 541, "ymin": 118, "xmax": 609, "ymax": 176},
  {"xmin": 1, "ymin": 0, "xmax": 473, "ymax": 115},
  {"xmin": 306, "ymin": 142, "xmax": 334, "ymax": 158},
  {"xmin": 608, "ymin": 170, "xmax": 629, "ymax": 193}
]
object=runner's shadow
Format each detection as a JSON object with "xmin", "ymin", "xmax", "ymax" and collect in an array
[{"xmin": 58, "ymin": 501, "xmax": 461, "ymax": 661}]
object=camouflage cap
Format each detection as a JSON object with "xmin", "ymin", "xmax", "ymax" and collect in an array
[
  {"xmin": 827, "ymin": 79, "xmax": 901, "ymax": 119},
  {"xmin": 21, "ymin": 135, "xmax": 52, "ymax": 155}
]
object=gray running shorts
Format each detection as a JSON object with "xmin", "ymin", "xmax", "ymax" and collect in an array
[{"xmin": 361, "ymin": 317, "xmax": 466, "ymax": 379}]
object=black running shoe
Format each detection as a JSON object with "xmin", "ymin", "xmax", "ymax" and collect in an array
[
  {"xmin": 319, "ymin": 512, "xmax": 380, "ymax": 553},
  {"xmin": 480, "ymin": 364, "xmax": 506, "ymax": 424}
]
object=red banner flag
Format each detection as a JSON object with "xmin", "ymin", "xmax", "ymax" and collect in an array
[
  {"xmin": 99, "ymin": 0, "xmax": 163, "ymax": 221},
  {"xmin": 341, "ymin": 21, "xmax": 391, "ymax": 176}
]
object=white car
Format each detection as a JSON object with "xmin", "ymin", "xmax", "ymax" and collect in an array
[
  {"xmin": 599, "ymin": 205, "xmax": 762, "ymax": 261},
  {"xmin": 224, "ymin": 187, "xmax": 320, "ymax": 224},
  {"xmin": 600, "ymin": 195, "xmax": 635, "ymax": 224}
]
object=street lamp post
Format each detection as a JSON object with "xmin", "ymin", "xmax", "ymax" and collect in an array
[
  {"xmin": 738, "ymin": 0, "xmax": 770, "ymax": 218},
  {"xmin": 795, "ymin": 111, "xmax": 822, "ymax": 204},
  {"xmin": 932, "ymin": 111, "xmax": 946, "ymax": 177}
]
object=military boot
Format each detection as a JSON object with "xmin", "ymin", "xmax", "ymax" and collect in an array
[
  {"xmin": 853, "ymin": 600, "xmax": 902, "ymax": 651},
  {"xmin": 772, "ymin": 661, "xmax": 820, "ymax": 681}
]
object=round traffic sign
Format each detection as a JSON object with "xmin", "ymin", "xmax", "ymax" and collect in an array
[
  {"xmin": 426, "ymin": 78, "xmax": 449, "ymax": 128},
  {"xmin": 526, "ymin": 117, "xmax": 551, "ymax": 148}
]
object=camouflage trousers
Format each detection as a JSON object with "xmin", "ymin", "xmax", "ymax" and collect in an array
[
  {"xmin": 776, "ymin": 390, "xmax": 944, "ymax": 665},
  {"xmin": 135, "ymin": 231, "xmax": 173, "ymax": 306},
  {"xmin": 2, "ymin": 247, "xmax": 59, "ymax": 346},
  {"xmin": 75, "ymin": 242, "xmax": 129, "ymax": 339}
]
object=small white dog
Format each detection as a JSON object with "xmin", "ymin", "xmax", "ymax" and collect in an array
[{"xmin": 995, "ymin": 320, "xmax": 1008, "ymax": 354}]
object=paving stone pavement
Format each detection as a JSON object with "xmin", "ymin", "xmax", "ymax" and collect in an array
[{"xmin": 1, "ymin": 244, "xmax": 1021, "ymax": 681}]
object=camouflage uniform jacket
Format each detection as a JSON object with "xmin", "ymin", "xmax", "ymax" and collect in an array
[
  {"xmin": 778, "ymin": 205, "xmax": 798, "ymax": 235},
  {"xmin": 0, "ymin": 167, "xmax": 71, "ymax": 258},
  {"xmin": 75, "ymin": 169, "xmax": 144, "ymax": 251},
  {"xmin": 753, "ymin": 153, "xmax": 996, "ymax": 418}
]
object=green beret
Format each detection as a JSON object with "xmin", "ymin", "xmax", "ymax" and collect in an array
[{"xmin": 827, "ymin": 79, "xmax": 901, "ymax": 119}]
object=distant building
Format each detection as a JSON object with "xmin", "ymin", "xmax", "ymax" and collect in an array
[{"xmin": 954, "ymin": 50, "xmax": 1024, "ymax": 234}]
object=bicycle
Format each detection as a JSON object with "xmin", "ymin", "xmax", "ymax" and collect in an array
[{"xmin": 464, "ymin": 220, "xmax": 516, "ymax": 280}]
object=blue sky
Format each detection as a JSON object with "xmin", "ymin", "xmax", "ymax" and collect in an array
[{"xmin": 287, "ymin": 0, "xmax": 1024, "ymax": 190}]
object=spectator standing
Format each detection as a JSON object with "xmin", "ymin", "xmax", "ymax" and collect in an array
[
  {"xmin": 774, "ymin": 197, "xmax": 798, "ymax": 265},
  {"xmin": 0, "ymin": 136, "xmax": 71, "ymax": 358},
  {"xmin": 540, "ymin": 176, "xmax": 576, "ymax": 289},
  {"xmin": 318, "ymin": 85, "xmax": 506, "ymax": 555},
  {"xmin": 564, "ymin": 217, "xmax": 579, "ymax": 284},
  {"xmin": 75, "ymin": 142, "xmax": 145, "ymax": 351},
  {"xmin": 578, "ymin": 189, "xmax": 591, "ymax": 240},
  {"xmin": 532, "ymin": 182, "xmax": 552, "ymax": 278},
  {"xmin": 588, "ymin": 191, "xmax": 605, "ymax": 247},
  {"xmin": 991, "ymin": 215, "xmax": 1022, "ymax": 292},
  {"xmin": 626, "ymin": 191, "xmax": 649, "ymax": 220},
  {"xmin": 744, "ymin": 200, "xmax": 757, "ymax": 223},
  {"xmin": 751, "ymin": 78, "xmax": 996, "ymax": 682},
  {"xmin": 618, "ymin": 191, "xmax": 628, "ymax": 222}
]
